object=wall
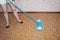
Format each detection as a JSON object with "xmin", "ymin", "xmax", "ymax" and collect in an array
[{"xmin": 0, "ymin": 0, "xmax": 60, "ymax": 12}]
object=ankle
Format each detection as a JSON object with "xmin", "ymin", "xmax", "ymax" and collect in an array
[
  {"xmin": 6, "ymin": 23, "xmax": 9, "ymax": 26},
  {"xmin": 17, "ymin": 20, "xmax": 22, "ymax": 22}
]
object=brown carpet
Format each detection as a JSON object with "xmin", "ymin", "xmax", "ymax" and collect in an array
[{"xmin": 0, "ymin": 12, "xmax": 60, "ymax": 40}]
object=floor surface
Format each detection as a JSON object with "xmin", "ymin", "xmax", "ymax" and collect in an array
[{"xmin": 0, "ymin": 12, "xmax": 60, "ymax": 40}]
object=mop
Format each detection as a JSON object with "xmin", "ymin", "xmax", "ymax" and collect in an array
[{"xmin": 7, "ymin": 0, "xmax": 43, "ymax": 30}]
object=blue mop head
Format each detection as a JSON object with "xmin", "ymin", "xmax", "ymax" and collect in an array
[{"xmin": 36, "ymin": 20, "xmax": 43, "ymax": 30}]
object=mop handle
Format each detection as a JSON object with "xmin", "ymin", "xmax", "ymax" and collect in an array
[{"xmin": 8, "ymin": 0, "xmax": 36, "ymax": 22}]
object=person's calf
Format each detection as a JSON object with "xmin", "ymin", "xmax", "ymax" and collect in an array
[
  {"xmin": 13, "ymin": 11, "xmax": 23, "ymax": 24},
  {"xmin": 4, "ymin": 13, "xmax": 10, "ymax": 28}
]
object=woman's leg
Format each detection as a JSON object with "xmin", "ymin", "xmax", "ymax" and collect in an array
[
  {"xmin": 1, "ymin": 3, "xmax": 9, "ymax": 28},
  {"xmin": 9, "ymin": 3, "xmax": 23, "ymax": 23}
]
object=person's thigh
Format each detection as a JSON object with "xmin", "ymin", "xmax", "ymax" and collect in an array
[
  {"xmin": 9, "ymin": 3, "xmax": 17, "ymax": 11},
  {"xmin": 1, "ymin": 3, "xmax": 7, "ymax": 12}
]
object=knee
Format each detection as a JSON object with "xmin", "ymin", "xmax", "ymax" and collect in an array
[
  {"xmin": 13, "ymin": 9, "xmax": 17, "ymax": 12},
  {"xmin": 3, "ymin": 10, "xmax": 7, "ymax": 13},
  {"xmin": 3, "ymin": 10, "xmax": 8, "ymax": 14},
  {"xmin": 12, "ymin": 7, "xmax": 17, "ymax": 11}
]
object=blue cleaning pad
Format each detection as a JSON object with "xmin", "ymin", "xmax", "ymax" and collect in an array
[{"xmin": 36, "ymin": 20, "xmax": 43, "ymax": 30}]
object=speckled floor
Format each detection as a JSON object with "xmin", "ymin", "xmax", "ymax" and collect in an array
[{"xmin": 0, "ymin": 12, "xmax": 60, "ymax": 40}]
